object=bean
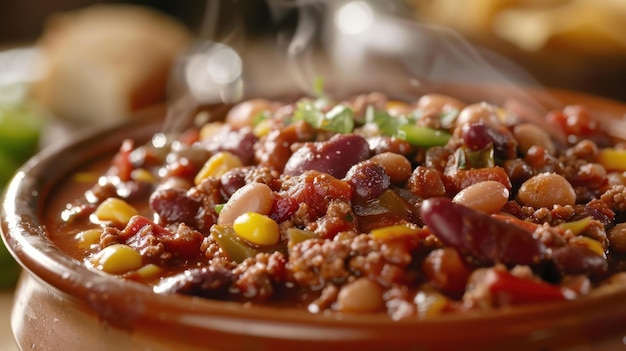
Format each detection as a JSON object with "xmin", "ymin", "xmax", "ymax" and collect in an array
[
  {"xmin": 370, "ymin": 152, "xmax": 412, "ymax": 184},
  {"xmin": 608, "ymin": 223, "xmax": 626, "ymax": 254},
  {"xmin": 456, "ymin": 102, "xmax": 502, "ymax": 129},
  {"xmin": 225, "ymin": 99, "xmax": 276, "ymax": 129},
  {"xmin": 345, "ymin": 160, "xmax": 390, "ymax": 202},
  {"xmin": 551, "ymin": 245, "xmax": 608, "ymax": 279},
  {"xmin": 452, "ymin": 180, "xmax": 509, "ymax": 214},
  {"xmin": 420, "ymin": 197, "xmax": 547, "ymax": 268},
  {"xmin": 517, "ymin": 173, "xmax": 576, "ymax": 208},
  {"xmin": 335, "ymin": 278, "xmax": 384, "ymax": 313},
  {"xmin": 513, "ymin": 123, "xmax": 555, "ymax": 155},
  {"xmin": 422, "ymin": 248, "xmax": 470, "ymax": 298},
  {"xmin": 283, "ymin": 134, "xmax": 370, "ymax": 178},
  {"xmin": 149, "ymin": 187, "xmax": 200, "ymax": 225},
  {"xmin": 218, "ymin": 182, "xmax": 274, "ymax": 225},
  {"xmin": 416, "ymin": 94, "xmax": 465, "ymax": 113},
  {"xmin": 461, "ymin": 122, "xmax": 493, "ymax": 151}
]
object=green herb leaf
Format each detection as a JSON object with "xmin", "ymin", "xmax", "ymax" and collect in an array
[
  {"xmin": 365, "ymin": 105, "xmax": 401, "ymax": 136},
  {"xmin": 323, "ymin": 104, "xmax": 354, "ymax": 133},
  {"xmin": 440, "ymin": 108, "xmax": 459, "ymax": 129},
  {"xmin": 293, "ymin": 100, "xmax": 325, "ymax": 128},
  {"xmin": 313, "ymin": 76, "xmax": 325, "ymax": 97}
]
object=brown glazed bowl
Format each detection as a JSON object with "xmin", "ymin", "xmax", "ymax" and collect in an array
[{"xmin": 3, "ymin": 87, "xmax": 626, "ymax": 351}]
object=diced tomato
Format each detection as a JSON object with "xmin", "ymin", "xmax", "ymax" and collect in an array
[{"xmin": 112, "ymin": 139, "xmax": 134, "ymax": 182}]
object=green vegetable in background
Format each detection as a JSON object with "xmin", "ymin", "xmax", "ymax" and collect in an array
[{"xmin": 0, "ymin": 86, "xmax": 46, "ymax": 289}]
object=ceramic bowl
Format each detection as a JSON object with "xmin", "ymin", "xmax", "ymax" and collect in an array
[{"xmin": 2, "ymin": 87, "xmax": 626, "ymax": 351}]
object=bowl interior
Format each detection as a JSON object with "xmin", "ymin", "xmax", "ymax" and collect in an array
[{"xmin": 3, "ymin": 86, "xmax": 626, "ymax": 350}]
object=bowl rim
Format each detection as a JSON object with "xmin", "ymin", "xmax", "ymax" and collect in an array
[{"xmin": 3, "ymin": 87, "xmax": 626, "ymax": 348}]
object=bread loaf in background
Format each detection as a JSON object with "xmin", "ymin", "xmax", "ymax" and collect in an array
[{"xmin": 33, "ymin": 4, "xmax": 192, "ymax": 126}]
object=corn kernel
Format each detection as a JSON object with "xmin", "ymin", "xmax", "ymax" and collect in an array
[
  {"xmin": 75, "ymin": 229, "xmax": 102, "ymax": 249},
  {"xmin": 597, "ymin": 149, "xmax": 626, "ymax": 171},
  {"xmin": 133, "ymin": 264, "xmax": 163, "ymax": 280},
  {"xmin": 370, "ymin": 225, "xmax": 420, "ymax": 240},
  {"xmin": 91, "ymin": 244, "xmax": 143, "ymax": 274},
  {"xmin": 386, "ymin": 100, "xmax": 410, "ymax": 116},
  {"xmin": 194, "ymin": 151, "xmax": 243, "ymax": 185},
  {"xmin": 199, "ymin": 122, "xmax": 225, "ymax": 141},
  {"xmin": 414, "ymin": 290, "xmax": 449, "ymax": 319},
  {"xmin": 253, "ymin": 118, "xmax": 272, "ymax": 138},
  {"xmin": 93, "ymin": 198, "xmax": 139, "ymax": 225},
  {"xmin": 131, "ymin": 168, "xmax": 156, "ymax": 183},
  {"xmin": 233, "ymin": 212, "xmax": 280, "ymax": 246}
]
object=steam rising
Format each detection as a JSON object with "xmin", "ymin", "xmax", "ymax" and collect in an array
[{"xmin": 163, "ymin": 0, "xmax": 569, "ymax": 141}]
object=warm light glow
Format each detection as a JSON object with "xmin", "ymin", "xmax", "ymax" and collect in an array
[
  {"xmin": 335, "ymin": 1, "xmax": 374, "ymax": 35},
  {"xmin": 184, "ymin": 43, "xmax": 243, "ymax": 103}
]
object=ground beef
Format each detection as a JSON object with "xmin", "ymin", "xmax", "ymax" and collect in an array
[{"xmin": 601, "ymin": 185, "xmax": 626, "ymax": 212}]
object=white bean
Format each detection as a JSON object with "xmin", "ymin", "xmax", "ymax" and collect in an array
[
  {"xmin": 456, "ymin": 102, "xmax": 502, "ymax": 129},
  {"xmin": 453, "ymin": 180, "xmax": 509, "ymax": 214},
  {"xmin": 517, "ymin": 173, "xmax": 576, "ymax": 208},
  {"xmin": 218, "ymin": 182, "xmax": 274, "ymax": 225},
  {"xmin": 335, "ymin": 278, "xmax": 384, "ymax": 313}
]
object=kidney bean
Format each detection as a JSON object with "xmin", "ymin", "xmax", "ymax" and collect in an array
[
  {"xmin": 420, "ymin": 197, "xmax": 548, "ymax": 268},
  {"xmin": 335, "ymin": 278, "xmax": 384, "ymax": 313},
  {"xmin": 422, "ymin": 248, "xmax": 470, "ymax": 298},
  {"xmin": 220, "ymin": 168, "xmax": 247, "ymax": 198},
  {"xmin": 283, "ymin": 134, "xmax": 370, "ymax": 178},
  {"xmin": 149, "ymin": 188, "xmax": 200, "ymax": 225},
  {"xmin": 203, "ymin": 126, "xmax": 257, "ymax": 165},
  {"xmin": 461, "ymin": 122, "xmax": 493, "ymax": 151},
  {"xmin": 517, "ymin": 173, "xmax": 576, "ymax": 208},
  {"xmin": 345, "ymin": 160, "xmax": 391, "ymax": 202},
  {"xmin": 551, "ymin": 245, "xmax": 608, "ymax": 279},
  {"xmin": 452, "ymin": 180, "xmax": 509, "ymax": 214},
  {"xmin": 370, "ymin": 152, "xmax": 412, "ymax": 184},
  {"xmin": 513, "ymin": 123, "xmax": 556, "ymax": 155},
  {"xmin": 218, "ymin": 182, "xmax": 274, "ymax": 225}
]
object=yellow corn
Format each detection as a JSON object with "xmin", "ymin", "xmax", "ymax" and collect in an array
[
  {"xmin": 597, "ymin": 148, "xmax": 626, "ymax": 171},
  {"xmin": 194, "ymin": 151, "xmax": 243, "ymax": 185},
  {"xmin": 414, "ymin": 290, "xmax": 449, "ymax": 319},
  {"xmin": 93, "ymin": 198, "xmax": 139, "ymax": 225},
  {"xmin": 199, "ymin": 122, "xmax": 225, "ymax": 141},
  {"xmin": 370, "ymin": 225, "xmax": 420, "ymax": 240},
  {"xmin": 91, "ymin": 244, "xmax": 143, "ymax": 274},
  {"xmin": 131, "ymin": 168, "xmax": 156, "ymax": 183},
  {"xmin": 570, "ymin": 236, "xmax": 606, "ymax": 257},
  {"xmin": 75, "ymin": 229, "xmax": 103, "ymax": 249},
  {"xmin": 233, "ymin": 212, "xmax": 280, "ymax": 246},
  {"xmin": 133, "ymin": 264, "xmax": 163, "ymax": 281},
  {"xmin": 253, "ymin": 118, "xmax": 272, "ymax": 138},
  {"xmin": 386, "ymin": 100, "xmax": 410, "ymax": 116}
]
